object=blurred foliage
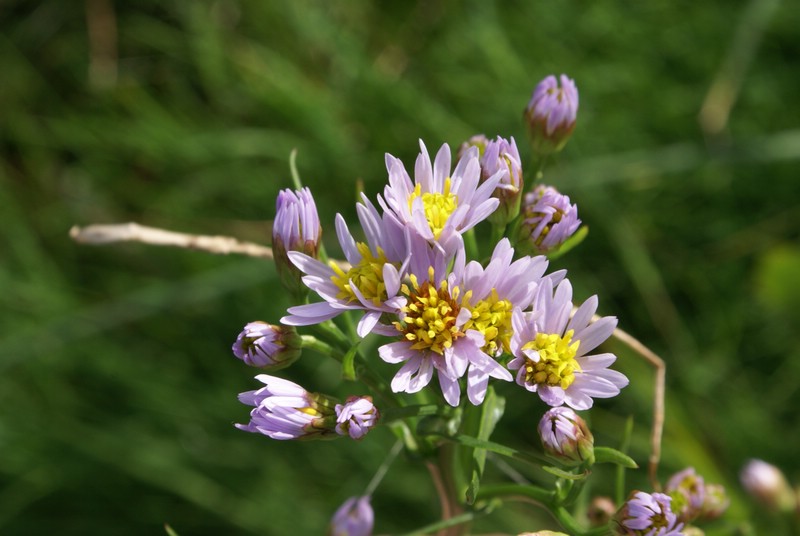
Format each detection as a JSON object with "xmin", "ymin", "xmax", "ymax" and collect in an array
[{"xmin": 1, "ymin": 0, "xmax": 799, "ymax": 534}]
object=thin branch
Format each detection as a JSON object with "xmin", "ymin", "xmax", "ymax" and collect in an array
[
  {"xmin": 70, "ymin": 222, "xmax": 274, "ymax": 259},
  {"xmin": 607, "ymin": 319, "xmax": 665, "ymax": 491}
]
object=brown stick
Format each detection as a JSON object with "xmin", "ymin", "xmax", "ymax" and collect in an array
[{"xmin": 70, "ymin": 223, "xmax": 274, "ymax": 259}]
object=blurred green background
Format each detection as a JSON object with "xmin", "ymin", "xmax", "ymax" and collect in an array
[{"xmin": 2, "ymin": 0, "xmax": 799, "ymax": 534}]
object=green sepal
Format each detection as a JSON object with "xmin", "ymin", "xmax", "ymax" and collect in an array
[
  {"xmin": 594, "ymin": 446, "xmax": 638, "ymax": 468},
  {"xmin": 341, "ymin": 341, "xmax": 360, "ymax": 381}
]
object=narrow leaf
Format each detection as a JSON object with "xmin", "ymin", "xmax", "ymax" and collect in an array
[
  {"xmin": 542, "ymin": 465, "xmax": 590, "ymax": 480},
  {"xmin": 595, "ymin": 446, "xmax": 638, "ymax": 468}
]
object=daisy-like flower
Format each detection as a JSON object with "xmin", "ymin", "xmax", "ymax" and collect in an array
[
  {"xmin": 272, "ymin": 187, "xmax": 322, "ymax": 294},
  {"xmin": 282, "ymin": 194, "xmax": 409, "ymax": 337},
  {"xmin": 231, "ymin": 321, "xmax": 301, "ymax": 369},
  {"xmin": 538, "ymin": 406, "xmax": 594, "ymax": 466},
  {"xmin": 380, "ymin": 140, "xmax": 502, "ymax": 255},
  {"xmin": 518, "ymin": 185, "xmax": 581, "ymax": 255},
  {"xmin": 525, "ymin": 74, "xmax": 579, "ymax": 155},
  {"xmin": 235, "ymin": 375, "xmax": 337, "ymax": 440},
  {"xmin": 509, "ymin": 278, "xmax": 628, "ymax": 410},
  {"xmin": 328, "ymin": 496, "xmax": 373, "ymax": 536},
  {"xmin": 335, "ymin": 396, "xmax": 379, "ymax": 440},
  {"xmin": 614, "ymin": 491, "xmax": 684, "ymax": 536},
  {"xmin": 665, "ymin": 467, "xmax": 706, "ymax": 523},
  {"xmin": 379, "ymin": 239, "xmax": 548, "ymax": 406}
]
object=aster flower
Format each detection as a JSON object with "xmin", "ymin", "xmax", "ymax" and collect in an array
[
  {"xmin": 665, "ymin": 467, "xmax": 706, "ymax": 523},
  {"xmin": 524, "ymin": 74, "xmax": 579, "ymax": 155},
  {"xmin": 509, "ymin": 278, "xmax": 628, "ymax": 410},
  {"xmin": 538, "ymin": 406, "xmax": 594, "ymax": 466},
  {"xmin": 272, "ymin": 187, "xmax": 322, "ymax": 294},
  {"xmin": 480, "ymin": 136, "xmax": 524, "ymax": 226},
  {"xmin": 282, "ymin": 194, "xmax": 410, "ymax": 337},
  {"xmin": 380, "ymin": 140, "xmax": 502, "ymax": 255},
  {"xmin": 328, "ymin": 496, "xmax": 373, "ymax": 536},
  {"xmin": 518, "ymin": 185, "xmax": 581, "ymax": 255},
  {"xmin": 335, "ymin": 396, "xmax": 379, "ymax": 440},
  {"xmin": 231, "ymin": 321, "xmax": 301, "ymax": 369},
  {"xmin": 699, "ymin": 483, "xmax": 729, "ymax": 521},
  {"xmin": 740, "ymin": 459, "xmax": 795, "ymax": 511},
  {"xmin": 615, "ymin": 491, "xmax": 684, "ymax": 536},
  {"xmin": 379, "ymin": 239, "xmax": 549, "ymax": 406},
  {"xmin": 235, "ymin": 375, "xmax": 337, "ymax": 440}
]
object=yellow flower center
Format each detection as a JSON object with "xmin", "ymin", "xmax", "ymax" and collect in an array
[
  {"xmin": 521, "ymin": 329, "xmax": 581, "ymax": 389},
  {"xmin": 329, "ymin": 243, "xmax": 394, "ymax": 306},
  {"xmin": 407, "ymin": 177, "xmax": 458, "ymax": 239},
  {"xmin": 461, "ymin": 289, "xmax": 513, "ymax": 355},
  {"xmin": 394, "ymin": 267, "xmax": 464, "ymax": 355}
]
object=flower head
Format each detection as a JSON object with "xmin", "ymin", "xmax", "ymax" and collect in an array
[
  {"xmin": 665, "ymin": 468, "xmax": 706, "ymax": 523},
  {"xmin": 282, "ymin": 194, "xmax": 409, "ymax": 338},
  {"xmin": 272, "ymin": 187, "xmax": 321, "ymax": 294},
  {"xmin": 538, "ymin": 406, "xmax": 594, "ymax": 465},
  {"xmin": 518, "ymin": 185, "xmax": 581, "ymax": 255},
  {"xmin": 329, "ymin": 496, "xmax": 374, "ymax": 536},
  {"xmin": 335, "ymin": 396, "xmax": 379, "ymax": 440},
  {"xmin": 480, "ymin": 136, "xmax": 524, "ymax": 226},
  {"xmin": 235, "ymin": 375, "xmax": 337, "ymax": 440},
  {"xmin": 380, "ymin": 140, "xmax": 501, "ymax": 255},
  {"xmin": 614, "ymin": 491, "xmax": 684, "ymax": 536},
  {"xmin": 740, "ymin": 459, "xmax": 795, "ymax": 511},
  {"xmin": 231, "ymin": 321, "xmax": 301, "ymax": 369},
  {"xmin": 698, "ymin": 483, "xmax": 729, "ymax": 521},
  {"xmin": 525, "ymin": 74, "xmax": 579, "ymax": 155},
  {"xmin": 509, "ymin": 278, "xmax": 628, "ymax": 410},
  {"xmin": 379, "ymin": 239, "xmax": 548, "ymax": 406}
]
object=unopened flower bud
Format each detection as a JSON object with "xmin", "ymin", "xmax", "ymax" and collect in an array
[
  {"xmin": 480, "ymin": 136, "xmax": 524, "ymax": 226},
  {"xmin": 665, "ymin": 467, "xmax": 706, "ymax": 523},
  {"xmin": 740, "ymin": 459, "xmax": 795, "ymax": 512},
  {"xmin": 681, "ymin": 527, "xmax": 705, "ymax": 536},
  {"xmin": 699, "ymin": 483, "xmax": 729, "ymax": 521},
  {"xmin": 232, "ymin": 321, "xmax": 301, "ymax": 369},
  {"xmin": 329, "ymin": 496, "xmax": 373, "ymax": 536},
  {"xmin": 458, "ymin": 134, "xmax": 489, "ymax": 160},
  {"xmin": 614, "ymin": 491, "xmax": 684, "ymax": 536},
  {"xmin": 538, "ymin": 407, "xmax": 594, "ymax": 466},
  {"xmin": 335, "ymin": 396, "xmax": 379, "ymax": 440},
  {"xmin": 235, "ymin": 374, "xmax": 338, "ymax": 440},
  {"xmin": 518, "ymin": 532, "xmax": 569, "ymax": 536},
  {"xmin": 587, "ymin": 496, "xmax": 617, "ymax": 527},
  {"xmin": 517, "ymin": 185, "xmax": 581, "ymax": 255},
  {"xmin": 272, "ymin": 187, "xmax": 321, "ymax": 295},
  {"xmin": 524, "ymin": 74, "xmax": 578, "ymax": 155}
]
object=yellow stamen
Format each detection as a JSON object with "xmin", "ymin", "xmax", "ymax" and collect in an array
[
  {"xmin": 329, "ymin": 243, "xmax": 396, "ymax": 306},
  {"xmin": 461, "ymin": 289, "xmax": 513, "ymax": 355},
  {"xmin": 407, "ymin": 177, "xmax": 458, "ymax": 239},
  {"xmin": 521, "ymin": 329, "xmax": 581, "ymax": 389}
]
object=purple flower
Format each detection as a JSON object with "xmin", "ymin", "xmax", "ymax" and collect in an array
[
  {"xmin": 614, "ymin": 491, "xmax": 684, "ymax": 536},
  {"xmin": 272, "ymin": 187, "xmax": 321, "ymax": 294},
  {"xmin": 235, "ymin": 375, "xmax": 337, "ymax": 440},
  {"xmin": 509, "ymin": 278, "xmax": 628, "ymax": 410},
  {"xmin": 518, "ymin": 185, "xmax": 581, "ymax": 255},
  {"xmin": 740, "ymin": 459, "xmax": 795, "ymax": 511},
  {"xmin": 328, "ymin": 496, "xmax": 373, "ymax": 536},
  {"xmin": 380, "ymin": 140, "xmax": 501, "ymax": 255},
  {"xmin": 282, "ymin": 194, "xmax": 410, "ymax": 338},
  {"xmin": 481, "ymin": 136, "xmax": 524, "ymax": 225},
  {"xmin": 665, "ymin": 467, "xmax": 706, "ymax": 523},
  {"xmin": 231, "ymin": 321, "xmax": 301, "ymax": 369},
  {"xmin": 379, "ymin": 239, "xmax": 550, "ymax": 406},
  {"xmin": 524, "ymin": 74, "xmax": 579, "ymax": 155},
  {"xmin": 335, "ymin": 396, "xmax": 379, "ymax": 440},
  {"xmin": 538, "ymin": 407, "xmax": 594, "ymax": 465}
]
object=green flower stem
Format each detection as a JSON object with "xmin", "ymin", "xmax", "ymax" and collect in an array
[
  {"xmin": 310, "ymin": 319, "xmax": 351, "ymax": 351},
  {"xmin": 399, "ymin": 503, "xmax": 495, "ymax": 536},
  {"xmin": 464, "ymin": 228, "xmax": 479, "ymax": 260},
  {"xmin": 300, "ymin": 335, "xmax": 343, "ymax": 361},
  {"xmin": 381, "ymin": 404, "xmax": 447, "ymax": 423}
]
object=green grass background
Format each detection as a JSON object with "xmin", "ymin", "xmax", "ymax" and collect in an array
[{"xmin": 2, "ymin": 0, "xmax": 799, "ymax": 534}]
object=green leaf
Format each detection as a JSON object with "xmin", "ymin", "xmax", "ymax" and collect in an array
[
  {"xmin": 164, "ymin": 524, "xmax": 180, "ymax": 536},
  {"xmin": 594, "ymin": 446, "xmax": 638, "ymax": 468},
  {"xmin": 424, "ymin": 432, "xmax": 550, "ymax": 467},
  {"xmin": 341, "ymin": 341, "xmax": 360, "ymax": 381},
  {"xmin": 547, "ymin": 225, "xmax": 589, "ymax": 260},
  {"xmin": 457, "ymin": 387, "xmax": 506, "ymax": 504},
  {"xmin": 542, "ymin": 465, "xmax": 590, "ymax": 480}
]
